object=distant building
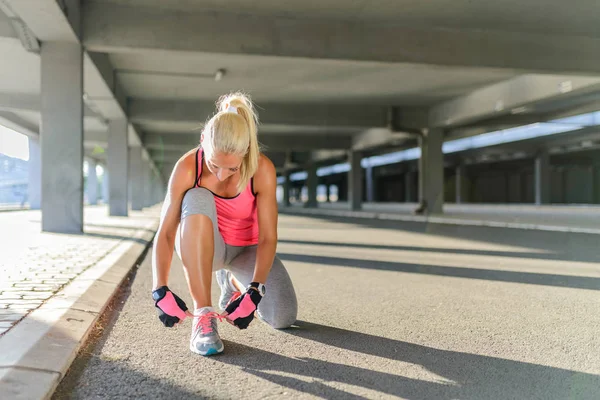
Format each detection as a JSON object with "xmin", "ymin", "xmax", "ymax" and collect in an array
[{"xmin": 0, "ymin": 153, "xmax": 28, "ymax": 206}]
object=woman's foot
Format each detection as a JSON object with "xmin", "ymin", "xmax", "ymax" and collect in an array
[
  {"xmin": 215, "ymin": 269, "xmax": 241, "ymax": 311},
  {"xmin": 190, "ymin": 306, "xmax": 224, "ymax": 356}
]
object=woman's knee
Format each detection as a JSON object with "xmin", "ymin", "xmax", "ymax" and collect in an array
[
  {"xmin": 265, "ymin": 307, "xmax": 297, "ymax": 329},
  {"xmin": 181, "ymin": 187, "xmax": 216, "ymax": 222},
  {"xmin": 261, "ymin": 259, "xmax": 298, "ymax": 329}
]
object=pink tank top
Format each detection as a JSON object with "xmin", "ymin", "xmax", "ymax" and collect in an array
[{"xmin": 193, "ymin": 148, "xmax": 259, "ymax": 246}]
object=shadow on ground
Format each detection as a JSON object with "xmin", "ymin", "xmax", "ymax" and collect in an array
[
  {"xmin": 278, "ymin": 214, "xmax": 600, "ymax": 263},
  {"xmin": 215, "ymin": 320, "xmax": 600, "ymax": 400},
  {"xmin": 278, "ymin": 238, "xmax": 577, "ymax": 262},
  {"xmin": 277, "ymin": 252, "xmax": 600, "ymax": 291}
]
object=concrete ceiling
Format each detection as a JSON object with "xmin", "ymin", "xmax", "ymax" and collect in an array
[
  {"xmin": 2, "ymin": 0, "xmax": 600, "ymax": 179},
  {"xmin": 94, "ymin": 0, "xmax": 600, "ymax": 38},
  {"xmin": 109, "ymin": 51, "xmax": 519, "ymax": 105}
]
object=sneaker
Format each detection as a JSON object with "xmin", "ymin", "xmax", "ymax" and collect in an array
[
  {"xmin": 215, "ymin": 269, "xmax": 241, "ymax": 312},
  {"xmin": 190, "ymin": 307, "xmax": 224, "ymax": 356}
]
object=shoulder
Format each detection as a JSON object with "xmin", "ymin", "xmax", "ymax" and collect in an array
[
  {"xmin": 253, "ymin": 153, "xmax": 276, "ymax": 194},
  {"xmin": 169, "ymin": 148, "xmax": 199, "ymax": 188}
]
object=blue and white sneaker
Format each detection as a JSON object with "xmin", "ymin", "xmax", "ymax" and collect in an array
[
  {"xmin": 215, "ymin": 269, "xmax": 241, "ymax": 312},
  {"xmin": 190, "ymin": 307, "xmax": 224, "ymax": 356}
]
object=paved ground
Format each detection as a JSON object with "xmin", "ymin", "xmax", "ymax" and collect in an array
[
  {"xmin": 297, "ymin": 202, "xmax": 600, "ymax": 233},
  {"xmin": 0, "ymin": 205, "xmax": 160, "ymax": 336},
  {"xmin": 54, "ymin": 214, "xmax": 600, "ymax": 399}
]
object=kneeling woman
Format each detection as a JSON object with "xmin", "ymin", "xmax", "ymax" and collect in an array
[{"xmin": 150, "ymin": 92, "xmax": 298, "ymax": 356}]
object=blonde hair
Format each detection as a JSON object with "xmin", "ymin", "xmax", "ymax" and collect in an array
[{"xmin": 201, "ymin": 92, "xmax": 260, "ymax": 192}]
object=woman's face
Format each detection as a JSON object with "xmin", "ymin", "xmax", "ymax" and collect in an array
[{"xmin": 206, "ymin": 151, "xmax": 243, "ymax": 182}]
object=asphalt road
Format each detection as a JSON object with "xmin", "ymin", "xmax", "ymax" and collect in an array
[{"xmin": 54, "ymin": 214, "xmax": 600, "ymax": 399}]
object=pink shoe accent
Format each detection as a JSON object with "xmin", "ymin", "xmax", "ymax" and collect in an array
[
  {"xmin": 157, "ymin": 292, "xmax": 187, "ymax": 320},
  {"xmin": 227, "ymin": 295, "xmax": 257, "ymax": 321},
  {"xmin": 194, "ymin": 311, "xmax": 225, "ymax": 334}
]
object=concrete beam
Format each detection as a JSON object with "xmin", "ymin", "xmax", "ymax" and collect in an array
[
  {"xmin": 143, "ymin": 133, "xmax": 353, "ymax": 151},
  {"xmin": 430, "ymin": 74, "xmax": 600, "ymax": 128},
  {"xmin": 0, "ymin": 111, "xmax": 37, "ymax": 138},
  {"xmin": 129, "ymin": 99, "xmax": 387, "ymax": 129},
  {"xmin": 311, "ymin": 150, "xmax": 348, "ymax": 164},
  {"xmin": 0, "ymin": 5, "xmax": 17, "ymax": 38},
  {"xmin": 0, "ymin": 1, "xmax": 39, "ymax": 52},
  {"xmin": 84, "ymin": 2, "xmax": 600, "ymax": 74},
  {"xmin": 0, "ymin": 92, "xmax": 101, "ymax": 119},
  {"xmin": 4, "ymin": 0, "xmax": 80, "ymax": 42},
  {"xmin": 352, "ymin": 128, "xmax": 415, "ymax": 151},
  {"xmin": 5, "ymin": 0, "xmax": 154, "ymax": 171}
]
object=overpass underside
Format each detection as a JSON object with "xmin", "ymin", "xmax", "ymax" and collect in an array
[{"xmin": 2, "ymin": 1, "xmax": 600, "ymax": 231}]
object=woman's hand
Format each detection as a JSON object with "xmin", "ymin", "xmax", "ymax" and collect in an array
[
  {"xmin": 152, "ymin": 286, "xmax": 194, "ymax": 327},
  {"xmin": 220, "ymin": 287, "xmax": 263, "ymax": 329}
]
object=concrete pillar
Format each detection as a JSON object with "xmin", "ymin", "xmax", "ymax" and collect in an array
[
  {"xmin": 348, "ymin": 151, "xmax": 363, "ymax": 211},
  {"xmin": 455, "ymin": 164, "xmax": 464, "ymax": 204},
  {"xmin": 144, "ymin": 162, "xmax": 153, "ymax": 208},
  {"xmin": 27, "ymin": 137, "xmax": 41, "ymax": 209},
  {"xmin": 405, "ymin": 171, "xmax": 414, "ymax": 202},
  {"xmin": 365, "ymin": 163, "xmax": 374, "ymax": 203},
  {"xmin": 283, "ymin": 170, "xmax": 291, "ymax": 207},
  {"xmin": 419, "ymin": 129, "xmax": 444, "ymax": 214},
  {"xmin": 150, "ymin": 174, "xmax": 157, "ymax": 205},
  {"xmin": 87, "ymin": 159, "xmax": 98, "ymax": 205},
  {"xmin": 593, "ymin": 161, "xmax": 600, "ymax": 205},
  {"xmin": 155, "ymin": 175, "xmax": 164, "ymax": 205},
  {"xmin": 305, "ymin": 164, "xmax": 318, "ymax": 207},
  {"xmin": 108, "ymin": 119, "xmax": 129, "ymax": 216},
  {"xmin": 535, "ymin": 150, "xmax": 551, "ymax": 205},
  {"xmin": 101, "ymin": 165, "xmax": 109, "ymax": 204},
  {"xmin": 129, "ymin": 147, "xmax": 144, "ymax": 210},
  {"xmin": 325, "ymin": 183, "xmax": 331, "ymax": 202},
  {"xmin": 41, "ymin": 42, "xmax": 84, "ymax": 233}
]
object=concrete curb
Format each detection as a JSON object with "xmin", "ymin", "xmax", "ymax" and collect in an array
[
  {"xmin": 0, "ymin": 220, "xmax": 158, "ymax": 400},
  {"xmin": 281, "ymin": 207, "xmax": 600, "ymax": 235}
]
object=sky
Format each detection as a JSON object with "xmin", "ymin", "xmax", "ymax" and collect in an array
[{"xmin": 0, "ymin": 125, "xmax": 29, "ymax": 161}]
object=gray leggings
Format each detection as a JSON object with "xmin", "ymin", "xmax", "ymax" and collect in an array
[{"xmin": 175, "ymin": 187, "xmax": 297, "ymax": 329}]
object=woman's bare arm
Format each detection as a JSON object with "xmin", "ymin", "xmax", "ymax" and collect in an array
[
  {"xmin": 251, "ymin": 155, "xmax": 279, "ymax": 284},
  {"xmin": 152, "ymin": 154, "xmax": 196, "ymax": 290}
]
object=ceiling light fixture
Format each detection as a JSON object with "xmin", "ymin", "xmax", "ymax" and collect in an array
[
  {"xmin": 215, "ymin": 69, "xmax": 226, "ymax": 82},
  {"xmin": 510, "ymin": 106, "xmax": 528, "ymax": 114}
]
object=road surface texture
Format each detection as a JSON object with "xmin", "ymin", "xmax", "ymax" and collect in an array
[{"xmin": 54, "ymin": 214, "xmax": 600, "ymax": 399}]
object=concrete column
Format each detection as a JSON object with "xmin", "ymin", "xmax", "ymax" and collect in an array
[
  {"xmin": 40, "ymin": 42, "xmax": 84, "ymax": 233},
  {"xmin": 156, "ymin": 176, "xmax": 164, "ymax": 204},
  {"xmin": 348, "ymin": 151, "xmax": 363, "ymax": 211},
  {"xmin": 101, "ymin": 165, "xmax": 109, "ymax": 204},
  {"xmin": 87, "ymin": 159, "xmax": 98, "ymax": 205},
  {"xmin": 129, "ymin": 147, "xmax": 144, "ymax": 210},
  {"xmin": 405, "ymin": 171, "xmax": 414, "ymax": 202},
  {"xmin": 325, "ymin": 183, "xmax": 331, "ymax": 202},
  {"xmin": 455, "ymin": 164, "xmax": 464, "ymax": 204},
  {"xmin": 150, "ymin": 174, "xmax": 157, "ymax": 205},
  {"xmin": 108, "ymin": 119, "xmax": 129, "ymax": 216},
  {"xmin": 144, "ymin": 162, "xmax": 153, "ymax": 208},
  {"xmin": 305, "ymin": 164, "xmax": 318, "ymax": 207},
  {"xmin": 419, "ymin": 129, "xmax": 444, "ymax": 214},
  {"xmin": 365, "ymin": 163, "xmax": 374, "ymax": 203},
  {"xmin": 593, "ymin": 161, "xmax": 600, "ymax": 205},
  {"xmin": 534, "ymin": 150, "xmax": 551, "ymax": 205},
  {"xmin": 283, "ymin": 170, "xmax": 291, "ymax": 207},
  {"xmin": 27, "ymin": 137, "xmax": 41, "ymax": 209}
]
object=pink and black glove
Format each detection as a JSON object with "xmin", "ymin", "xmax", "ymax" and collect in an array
[
  {"xmin": 152, "ymin": 286, "xmax": 189, "ymax": 327},
  {"xmin": 224, "ymin": 283, "xmax": 264, "ymax": 329}
]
